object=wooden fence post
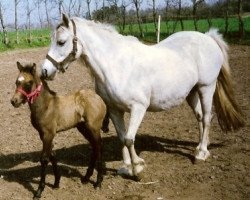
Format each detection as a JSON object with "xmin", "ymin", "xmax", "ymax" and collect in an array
[{"xmin": 157, "ymin": 15, "xmax": 161, "ymax": 43}]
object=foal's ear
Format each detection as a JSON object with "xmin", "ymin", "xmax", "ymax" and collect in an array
[
  {"xmin": 31, "ymin": 63, "xmax": 36, "ymax": 75},
  {"xmin": 17, "ymin": 61, "xmax": 23, "ymax": 71},
  {"xmin": 62, "ymin": 13, "xmax": 69, "ymax": 28}
]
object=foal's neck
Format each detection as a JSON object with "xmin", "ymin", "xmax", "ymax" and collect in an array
[{"xmin": 29, "ymin": 77, "xmax": 55, "ymax": 114}]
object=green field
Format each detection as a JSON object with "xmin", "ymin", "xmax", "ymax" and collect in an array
[
  {"xmin": 0, "ymin": 17, "xmax": 249, "ymax": 52},
  {"xmin": 123, "ymin": 17, "xmax": 250, "ymax": 42},
  {"xmin": 0, "ymin": 28, "xmax": 51, "ymax": 52}
]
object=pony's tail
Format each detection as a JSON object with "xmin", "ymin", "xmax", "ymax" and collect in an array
[{"xmin": 206, "ymin": 29, "xmax": 245, "ymax": 132}]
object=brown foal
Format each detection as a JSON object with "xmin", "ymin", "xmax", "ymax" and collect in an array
[{"xmin": 11, "ymin": 62, "xmax": 106, "ymax": 199}]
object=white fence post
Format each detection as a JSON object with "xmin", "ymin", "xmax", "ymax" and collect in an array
[{"xmin": 157, "ymin": 15, "xmax": 161, "ymax": 43}]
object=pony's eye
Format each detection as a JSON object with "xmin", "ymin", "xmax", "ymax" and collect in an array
[{"xmin": 57, "ymin": 40, "xmax": 66, "ymax": 46}]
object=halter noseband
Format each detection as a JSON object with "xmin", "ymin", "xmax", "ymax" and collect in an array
[
  {"xmin": 17, "ymin": 82, "xmax": 43, "ymax": 104},
  {"xmin": 46, "ymin": 19, "xmax": 78, "ymax": 73}
]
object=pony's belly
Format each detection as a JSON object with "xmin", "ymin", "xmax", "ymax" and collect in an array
[{"xmin": 148, "ymin": 96, "xmax": 186, "ymax": 111}]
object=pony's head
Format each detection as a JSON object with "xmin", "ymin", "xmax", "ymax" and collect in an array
[
  {"xmin": 11, "ymin": 62, "xmax": 42, "ymax": 107},
  {"xmin": 41, "ymin": 14, "xmax": 82, "ymax": 80}
]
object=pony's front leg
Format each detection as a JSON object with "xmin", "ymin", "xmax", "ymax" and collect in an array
[
  {"xmin": 124, "ymin": 104, "xmax": 146, "ymax": 179},
  {"xmin": 109, "ymin": 109, "xmax": 133, "ymax": 176}
]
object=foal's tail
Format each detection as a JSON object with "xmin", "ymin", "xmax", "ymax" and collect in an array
[
  {"xmin": 206, "ymin": 29, "xmax": 245, "ymax": 132},
  {"xmin": 101, "ymin": 111, "xmax": 110, "ymax": 133}
]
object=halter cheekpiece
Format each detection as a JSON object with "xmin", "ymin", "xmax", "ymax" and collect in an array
[
  {"xmin": 46, "ymin": 19, "xmax": 78, "ymax": 73},
  {"xmin": 17, "ymin": 82, "xmax": 43, "ymax": 104}
]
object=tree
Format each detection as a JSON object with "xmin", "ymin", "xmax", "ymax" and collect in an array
[
  {"xmin": 237, "ymin": 0, "xmax": 244, "ymax": 38},
  {"xmin": 150, "ymin": 0, "xmax": 158, "ymax": 35},
  {"xmin": 0, "ymin": 1, "xmax": 8, "ymax": 45},
  {"xmin": 44, "ymin": 0, "xmax": 51, "ymax": 27},
  {"xmin": 224, "ymin": 0, "xmax": 229, "ymax": 36},
  {"xmin": 26, "ymin": 0, "xmax": 35, "ymax": 43},
  {"xmin": 86, "ymin": 0, "xmax": 92, "ymax": 19},
  {"xmin": 132, "ymin": 0, "xmax": 144, "ymax": 38},
  {"xmin": 174, "ymin": 0, "xmax": 184, "ymax": 31},
  {"xmin": 14, "ymin": 0, "xmax": 21, "ymax": 44},
  {"xmin": 191, "ymin": 0, "xmax": 204, "ymax": 31}
]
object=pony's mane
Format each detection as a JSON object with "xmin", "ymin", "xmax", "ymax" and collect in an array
[
  {"xmin": 74, "ymin": 17, "xmax": 117, "ymax": 33},
  {"xmin": 73, "ymin": 17, "xmax": 140, "ymax": 43}
]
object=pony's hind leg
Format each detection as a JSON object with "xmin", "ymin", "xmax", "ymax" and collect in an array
[
  {"xmin": 195, "ymin": 83, "xmax": 217, "ymax": 161},
  {"xmin": 77, "ymin": 123, "xmax": 104, "ymax": 188},
  {"xmin": 186, "ymin": 88, "xmax": 204, "ymax": 151}
]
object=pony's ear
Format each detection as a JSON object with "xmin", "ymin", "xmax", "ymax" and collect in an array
[
  {"xmin": 31, "ymin": 63, "xmax": 36, "ymax": 75},
  {"xmin": 17, "ymin": 62, "xmax": 23, "ymax": 71},
  {"xmin": 62, "ymin": 13, "xmax": 69, "ymax": 28}
]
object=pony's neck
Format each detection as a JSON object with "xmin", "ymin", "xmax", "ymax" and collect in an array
[
  {"xmin": 77, "ymin": 20, "xmax": 123, "ymax": 83},
  {"xmin": 29, "ymin": 77, "xmax": 55, "ymax": 115}
]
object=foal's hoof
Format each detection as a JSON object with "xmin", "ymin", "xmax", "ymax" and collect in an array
[
  {"xmin": 52, "ymin": 183, "xmax": 60, "ymax": 189},
  {"xmin": 93, "ymin": 181, "xmax": 102, "ymax": 189},
  {"xmin": 33, "ymin": 193, "xmax": 41, "ymax": 200},
  {"xmin": 81, "ymin": 176, "xmax": 90, "ymax": 184}
]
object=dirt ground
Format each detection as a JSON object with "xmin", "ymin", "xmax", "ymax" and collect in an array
[{"xmin": 0, "ymin": 45, "xmax": 249, "ymax": 200}]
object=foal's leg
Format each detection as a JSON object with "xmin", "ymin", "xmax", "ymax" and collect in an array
[
  {"xmin": 77, "ymin": 123, "xmax": 103, "ymax": 188},
  {"xmin": 195, "ymin": 83, "xmax": 217, "ymax": 161},
  {"xmin": 109, "ymin": 109, "xmax": 133, "ymax": 176},
  {"xmin": 34, "ymin": 132, "xmax": 54, "ymax": 199},
  {"xmin": 124, "ymin": 104, "xmax": 147, "ymax": 178},
  {"xmin": 49, "ymin": 151, "xmax": 60, "ymax": 188}
]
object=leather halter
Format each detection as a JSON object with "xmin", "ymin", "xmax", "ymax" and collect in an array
[
  {"xmin": 17, "ymin": 82, "xmax": 43, "ymax": 104},
  {"xmin": 46, "ymin": 19, "xmax": 78, "ymax": 73}
]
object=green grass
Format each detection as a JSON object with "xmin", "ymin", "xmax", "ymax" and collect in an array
[
  {"xmin": 0, "ymin": 28, "xmax": 51, "ymax": 52},
  {"xmin": 0, "ymin": 17, "xmax": 249, "ymax": 52},
  {"xmin": 122, "ymin": 17, "xmax": 250, "ymax": 43}
]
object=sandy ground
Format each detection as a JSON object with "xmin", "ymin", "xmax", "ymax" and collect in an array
[{"xmin": 0, "ymin": 45, "xmax": 249, "ymax": 200}]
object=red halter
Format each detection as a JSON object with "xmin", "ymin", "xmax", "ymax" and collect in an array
[{"xmin": 17, "ymin": 83, "xmax": 43, "ymax": 104}]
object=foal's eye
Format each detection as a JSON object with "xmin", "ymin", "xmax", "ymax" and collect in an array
[{"xmin": 57, "ymin": 40, "xmax": 66, "ymax": 46}]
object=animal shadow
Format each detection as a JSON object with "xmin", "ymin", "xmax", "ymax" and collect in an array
[{"xmin": 0, "ymin": 134, "xmax": 225, "ymax": 195}]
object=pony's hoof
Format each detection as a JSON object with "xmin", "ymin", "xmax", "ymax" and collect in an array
[
  {"xmin": 133, "ymin": 171, "xmax": 144, "ymax": 182},
  {"xmin": 133, "ymin": 160, "xmax": 145, "ymax": 176},
  {"xmin": 195, "ymin": 150, "xmax": 210, "ymax": 162},
  {"xmin": 117, "ymin": 164, "xmax": 133, "ymax": 176}
]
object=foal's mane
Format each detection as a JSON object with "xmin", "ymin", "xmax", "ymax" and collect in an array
[{"xmin": 22, "ymin": 64, "xmax": 56, "ymax": 96}]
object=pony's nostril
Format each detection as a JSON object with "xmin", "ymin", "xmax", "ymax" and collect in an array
[{"xmin": 43, "ymin": 69, "xmax": 48, "ymax": 77}]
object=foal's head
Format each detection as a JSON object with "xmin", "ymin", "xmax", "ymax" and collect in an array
[{"xmin": 11, "ymin": 62, "xmax": 42, "ymax": 107}]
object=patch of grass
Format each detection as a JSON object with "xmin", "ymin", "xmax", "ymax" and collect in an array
[
  {"xmin": 0, "ymin": 28, "xmax": 51, "ymax": 52},
  {"xmin": 122, "ymin": 17, "xmax": 250, "ymax": 43}
]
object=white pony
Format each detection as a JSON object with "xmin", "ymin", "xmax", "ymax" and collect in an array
[{"xmin": 41, "ymin": 14, "xmax": 245, "ymax": 179}]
